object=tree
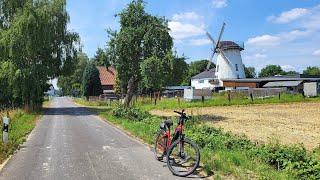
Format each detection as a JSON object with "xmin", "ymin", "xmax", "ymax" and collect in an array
[
  {"xmin": 170, "ymin": 55, "xmax": 189, "ymax": 86},
  {"xmin": 113, "ymin": 0, "xmax": 173, "ymax": 107},
  {"xmin": 244, "ymin": 66, "xmax": 256, "ymax": 78},
  {"xmin": 140, "ymin": 56, "xmax": 164, "ymax": 91},
  {"xmin": 285, "ymin": 71, "xmax": 299, "ymax": 76},
  {"xmin": 303, "ymin": 66, "xmax": 320, "ymax": 77},
  {"xmin": 0, "ymin": 0, "xmax": 79, "ymax": 110},
  {"xmin": 259, "ymin": 65, "xmax": 285, "ymax": 77},
  {"xmin": 58, "ymin": 52, "xmax": 89, "ymax": 96},
  {"xmin": 92, "ymin": 48, "xmax": 109, "ymax": 67},
  {"xmin": 82, "ymin": 62, "xmax": 102, "ymax": 99},
  {"xmin": 185, "ymin": 60, "xmax": 215, "ymax": 84}
]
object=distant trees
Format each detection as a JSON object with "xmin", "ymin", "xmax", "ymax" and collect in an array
[
  {"xmin": 92, "ymin": 48, "xmax": 110, "ymax": 67},
  {"xmin": 0, "ymin": 0, "xmax": 79, "ymax": 110},
  {"xmin": 58, "ymin": 53, "xmax": 89, "ymax": 96},
  {"xmin": 82, "ymin": 62, "xmax": 102, "ymax": 99},
  {"xmin": 244, "ymin": 66, "xmax": 256, "ymax": 78},
  {"xmin": 303, "ymin": 66, "xmax": 320, "ymax": 77},
  {"xmin": 259, "ymin": 65, "xmax": 285, "ymax": 77}
]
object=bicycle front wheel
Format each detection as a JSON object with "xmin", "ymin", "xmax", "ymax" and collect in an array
[{"xmin": 166, "ymin": 138, "xmax": 200, "ymax": 177}]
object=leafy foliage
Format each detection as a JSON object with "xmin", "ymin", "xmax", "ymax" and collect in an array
[
  {"xmin": 92, "ymin": 48, "xmax": 109, "ymax": 67},
  {"xmin": 244, "ymin": 66, "xmax": 256, "ymax": 78},
  {"xmin": 58, "ymin": 52, "xmax": 89, "ymax": 96},
  {"xmin": 81, "ymin": 62, "xmax": 102, "ymax": 98},
  {"xmin": 303, "ymin": 66, "xmax": 320, "ymax": 77},
  {"xmin": 259, "ymin": 65, "xmax": 285, "ymax": 77},
  {"xmin": 109, "ymin": 0, "xmax": 173, "ymax": 106},
  {"xmin": 0, "ymin": 0, "xmax": 79, "ymax": 110}
]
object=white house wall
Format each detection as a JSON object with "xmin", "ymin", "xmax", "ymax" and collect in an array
[{"xmin": 191, "ymin": 78, "xmax": 215, "ymax": 89}]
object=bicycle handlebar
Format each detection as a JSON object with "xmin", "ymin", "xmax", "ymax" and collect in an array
[{"xmin": 174, "ymin": 110, "xmax": 187, "ymax": 118}]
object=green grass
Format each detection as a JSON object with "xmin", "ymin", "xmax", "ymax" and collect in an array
[
  {"xmin": 74, "ymin": 98, "xmax": 111, "ymax": 107},
  {"xmin": 98, "ymin": 109, "xmax": 295, "ymax": 179},
  {"xmin": 136, "ymin": 93, "xmax": 320, "ymax": 111},
  {"xmin": 0, "ymin": 109, "xmax": 38, "ymax": 164}
]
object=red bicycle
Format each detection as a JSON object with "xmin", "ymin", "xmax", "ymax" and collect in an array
[{"xmin": 154, "ymin": 110, "xmax": 200, "ymax": 177}]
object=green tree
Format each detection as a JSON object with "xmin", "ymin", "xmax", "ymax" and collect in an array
[
  {"xmin": 92, "ymin": 48, "xmax": 109, "ymax": 67},
  {"xmin": 244, "ymin": 66, "xmax": 256, "ymax": 78},
  {"xmin": 303, "ymin": 66, "xmax": 320, "ymax": 77},
  {"xmin": 170, "ymin": 55, "xmax": 189, "ymax": 86},
  {"xmin": 185, "ymin": 60, "xmax": 215, "ymax": 84},
  {"xmin": 113, "ymin": 0, "xmax": 173, "ymax": 107},
  {"xmin": 285, "ymin": 71, "xmax": 299, "ymax": 76},
  {"xmin": 259, "ymin": 65, "xmax": 285, "ymax": 77},
  {"xmin": 58, "ymin": 52, "xmax": 89, "ymax": 96},
  {"xmin": 0, "ymin": 0, "xmax": 79, "ymax": 110},
  {"xmin": 140, "ymin": 56, "xmax": 164, "ymax": 91},
  {"xmin": 82, "ymin": 62, "xmax": 102, "ymax": 99}
]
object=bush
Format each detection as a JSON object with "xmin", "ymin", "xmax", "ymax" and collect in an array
[{"xmin": 113, "ymin": 105, "xmax": 150, "ymax": 121}]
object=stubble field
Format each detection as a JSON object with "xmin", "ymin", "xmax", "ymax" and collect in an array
[{"xmin": 150, "ymin": 102, "xmax": 320, "ymax": 150}]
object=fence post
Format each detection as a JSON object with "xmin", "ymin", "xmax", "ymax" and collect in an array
[
  {"xmin": 250, "ymin": 92, "xmax": 254, "ymax": 102},
  {"xmin": 2, "ymin": 111, "xmax": 10, "ymax": 144},
  {"xmin": 227, "ymin": 90, "xmax": 231, "ymax": 104},
  {"xmin": 278, "ymin": 92, "xmax": 281, "ymax": 100}
]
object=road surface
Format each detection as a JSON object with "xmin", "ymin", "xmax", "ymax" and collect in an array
[{"xmin": 0, "ymin": 97, "xmax": 201, "ymax": 180}]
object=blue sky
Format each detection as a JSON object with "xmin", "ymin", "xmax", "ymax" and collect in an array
[{"xmin": 66, "ymin": 0, "xmax": 320, "ymax": 73}]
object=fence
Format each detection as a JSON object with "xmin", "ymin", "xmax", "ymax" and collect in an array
[{"xmin": 229, "ymin": 88, "xmax": 288, "ymax": 98}]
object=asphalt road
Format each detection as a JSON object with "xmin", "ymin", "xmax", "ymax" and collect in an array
[{"xmin": 0, "ymin": 97, "xmax": 201, "ymax": 180}]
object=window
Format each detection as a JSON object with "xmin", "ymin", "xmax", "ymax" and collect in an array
[
  {"xmin": 237, "ymin": 74, "xmax": 240, "ymax": 79},
  {"xmin": 217, "ymin": 65, "xmax": 219, "ymax": 72},
  {"xmin": 235, "ymin": 64, "xmax": 238, "ymax": 71},
  {"xmin": 199, "ymin": 80, "xmax": 204, "ymax": 83}
]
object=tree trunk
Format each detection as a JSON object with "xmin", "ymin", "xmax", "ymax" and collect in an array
[{"xmin": 124, "ymin": 76, "xmax": 137, "ymax": 107}]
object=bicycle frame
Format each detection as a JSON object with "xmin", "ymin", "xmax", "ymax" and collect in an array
[{"xmin": 162, "ymin": 120, "xmax": 184, "ymax": 150}]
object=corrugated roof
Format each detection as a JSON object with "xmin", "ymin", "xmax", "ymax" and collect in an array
[
  {"xmin": 263, "ymin": 81, "xmax": 302, "ymax": 87},
  {"xmin": 97, "ymin": 66, "xmax": 117, "ymax": 86},
  {"xmin": 191, "ymin": 68, "xmax": 216, "ymax": 79},
  {"xmin": 222, "ymin": 77, "xmax": 320, "ymax": 83}
]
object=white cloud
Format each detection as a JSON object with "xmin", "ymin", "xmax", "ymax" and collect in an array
[
  {"xmin": 189, "ymin": 38, "xmax": 211, "ymax": 46},
  {"xmin": 280, "ymin": 29, "xmax": 312, "ymax": 41},
  {"xmin": 246, "ymin": 35, "xmax": 281, "ymax": 47},
  {"xmin": 254, "ymin": 53, "xmax": 267, "ymax": 58},
  {"xmin": 313, "ymin": 49, "xmax": 320, "ymax": 56},
  {"xmin": 281, "ymin": 65, "xmax": 296, "ymax": 71},
  {"xmin": 168, "ymin": 21, "xmax": 205, "ymax": 40},
  {"xmin": 172, "ymin": 12, "xmax": 203, "ymax": 21},
  {"xmin": 212, "ymin": 0, "xmax": 228, "ymax": 8},
  {"xmin": 268, "ymin": 8, "xmax": 309, "ymax": 23}
]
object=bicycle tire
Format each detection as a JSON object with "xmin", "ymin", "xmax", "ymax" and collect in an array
[
  {"xmin": 154, "ymin": 129, "xmax": 167, "ymax": 161},
  {"xmin": 166, "ymin": 137, "xmax": 200, "ymax": 177}
]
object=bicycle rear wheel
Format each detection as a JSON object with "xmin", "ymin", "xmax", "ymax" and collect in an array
[
  {"xmin": 154, "ymin": 130, "xmax": 167, "ymax": 161},
  {"xmin": 166, "ymin": 138, "xmax": 200, "ymax": 177}
]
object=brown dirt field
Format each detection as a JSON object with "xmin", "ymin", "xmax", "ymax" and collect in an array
[{"xmin": 150, "ymin": 102, "xmax": 320, "ymax": 150}]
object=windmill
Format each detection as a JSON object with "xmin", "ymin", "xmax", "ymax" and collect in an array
[{"xmin": 206, "ymin": 23, "xmax": 246, "ymax": 87}]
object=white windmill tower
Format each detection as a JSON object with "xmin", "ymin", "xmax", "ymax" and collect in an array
[{"xmin": 206, "ymin": 23, "xmax": 246, "ymax": 87}]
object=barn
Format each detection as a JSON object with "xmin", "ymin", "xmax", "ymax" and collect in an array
[{"xmin": 97, "ymin": 66, "xmax": 117, "ymax": 93}]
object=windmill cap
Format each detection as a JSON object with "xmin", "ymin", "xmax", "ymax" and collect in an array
[{"xmin": 216, "ymin": 41, "xmax": 244, "ymax": 51}]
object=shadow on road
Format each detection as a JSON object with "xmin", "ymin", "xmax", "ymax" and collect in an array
[{"xmin": 43, "ymin": 106, "xmax": 111, "ymax": 116}]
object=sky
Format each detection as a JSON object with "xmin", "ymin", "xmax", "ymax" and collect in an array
[{"xmin": 66, "ymin": 0, "xmax": 320, "ymax": 73}]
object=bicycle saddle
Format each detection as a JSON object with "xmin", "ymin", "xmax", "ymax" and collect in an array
[{"xmin": 160, "ymin": 119, "xmax": 173, "ymax": 129}]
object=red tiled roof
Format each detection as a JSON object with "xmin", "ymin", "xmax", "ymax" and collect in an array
[{"xmin": 97, "ymin": 66, "xmax": 117, "ymax": 86}]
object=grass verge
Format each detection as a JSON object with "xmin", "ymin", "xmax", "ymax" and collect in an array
[
  {"xmin": 0, "ymin": 109, "xmax": 39, "ymax": 164},
  {"xmin": 97, "ymin": 107, "xmax": 302, "ymax": 179}
]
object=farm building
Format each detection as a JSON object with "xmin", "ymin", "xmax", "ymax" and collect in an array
[
  {"xmin": 162, "ymin": 86, "xmax": 191, "ymax": 98},
  {"xmin": 191, "ymin": 68, "xmax": 216, "ymax": 90},
  {"xmin": 97, "ymin": 66, "xmax": 117, "ymax": 94},
  {"xmin": 221, "ymin": 76, "xmax": 320, "ymax": 93}
]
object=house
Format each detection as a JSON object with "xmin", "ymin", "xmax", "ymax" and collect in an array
[
  {"xmin": 96, "ymin": 66, "xmax": 117, "ymax": 93},
  {"xmin": 191, "ymin": 68, "xmax": 216, "ymax": 90}
]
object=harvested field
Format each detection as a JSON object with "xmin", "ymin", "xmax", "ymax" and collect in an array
[{"xmin": 150, "ymin": 102, "xmax": 320, "ymax": 150}]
